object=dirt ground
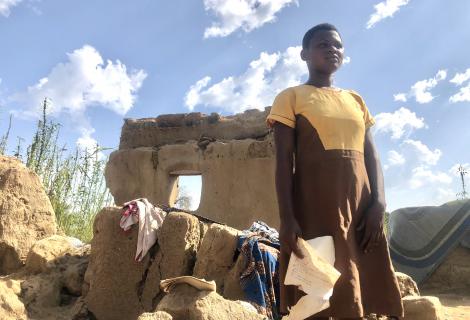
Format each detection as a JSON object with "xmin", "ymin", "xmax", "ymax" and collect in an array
[
  {"xmin": 421, "ymin": 290, "xmax": 470, "ymax": 320},
  {"xmin": 436, "ymin": 294, "xmax": 470, "ymax": 320}
]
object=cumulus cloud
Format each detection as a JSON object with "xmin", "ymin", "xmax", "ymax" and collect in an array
[
  {"xmin": 385, "ymin": 139, "xmax": 449, "ymax": 198},
  {"xmin": 408, "ymin": 166, "xmax": 452, "ymax": 189},
  {"xmin": 393, "ymin": 93, "xmax": 407, "ymax": 102},
  {"xmin": 185, "ymin": 77, "xmax": 212, "ymax": 110},
  {"xmin": 449, "ymin": 85, "xmax": 470, "ymax": 103},
  {"xmin": 393, "ymin": 70, "xmax": 447, "ymax": 104},
  {"xmin": 386, "ymin": 182, "xmax": 456, "ymax": 211},
  {"xmin": 185, "ymin": 46, "xmax": 306, "ymax": 113},
  {"xmin": 387, "ymin": 150, "xmax": 405, "ymax": 166},
  {"xmin": 0, "ymin": 0, "xmax": 22, "ymax": 17},
  {"xmin": 374, "ymin": 107, "xmax": 425, "ymax": 139},
  {"xmin": 378, "ymin": 112, "xmax": 460, "ymax": 209},
  {"xmin": 366, "ymin": 0, "xmax": 410, "ymax": 29},
  {"xmin": 449, "ymin": 68, "xmax": 470, "ymax": 103},
  {"xmin": 450, "ymin": 68, "xmax": 470, "ymax": 86},
  {"xmin": 76, "ymin": 127, "xmax": 98, "ymax": 151},
  {"xmin": 203, "ymin": 0, "xmax": 298, "ymax": 38},
  {"xmin": 384, "ymin": 143, "xmax": 457, "ymax": 209},
  {"xmin": 12, "ymin": 45, "xmax": 147, "ymax": 146},
  {"xmin": 449, "ymin": 163, "xmax": 470, "ymax": 177},
  {"xmin": 14, "ymin": 45, "xmax": 146, "ymax": 117},
  {"xmin": 411, "ymin": 70, "xmax": 447, "ymax": 103},
  {"xmin": 401, "ymin": 139, "xmax": 441, "ymax": 166}
]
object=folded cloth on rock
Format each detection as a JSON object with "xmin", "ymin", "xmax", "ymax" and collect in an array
[
  {"xmin": 282, "ymin": 237, "xmax": 340, "ymax": 320},
  {"xmin": 120, "ymin": 198, "xmax": 167, "ymax": 261},
  {"xmin": 160, "ymin": 276, "xmax": 216, "ymax": 293},
  {"xmin": 247, "ymin": 220, "xmax": 280, "ymax": 243},
  {"xmin": 389, "ymin": 199, "xmax": 470, "ymax": 283},
  {"xmin": 237, "ymin": 233, "xmax": 281, "ymax": 320}
]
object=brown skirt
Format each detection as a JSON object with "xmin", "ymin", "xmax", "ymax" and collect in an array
[{"xmin": 279, "ymin": 116, "xmax": 404, "ymax": 318}]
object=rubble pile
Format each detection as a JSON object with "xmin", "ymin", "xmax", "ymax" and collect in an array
[{"xmin": 1, "ymin": 105, "xmax": 468, "ymax": 320}]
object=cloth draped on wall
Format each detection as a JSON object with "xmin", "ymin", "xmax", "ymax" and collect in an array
[
  {"xmin": 237, "ymin": 222, "xmax": 281, "ymax": 320},
  {"xmin": 248, "ymin": 220, "xmax": 280, "ymax": 243},
  {"xmin": 120, "ymin": 198, "xmax": 167, "ymax": 261},
  {"xmin": 389, "ymin": 199, "xmax": 470, "ymax": 283}
]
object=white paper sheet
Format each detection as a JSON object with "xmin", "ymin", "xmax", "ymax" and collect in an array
[{"xmin": 282, "ymin": 236, "xmax": 341, "ymax": 320}]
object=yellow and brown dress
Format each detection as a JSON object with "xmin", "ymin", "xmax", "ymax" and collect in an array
[{"xmin": 266, "ymin": 85, "xmax": 404, "ymax": 318}]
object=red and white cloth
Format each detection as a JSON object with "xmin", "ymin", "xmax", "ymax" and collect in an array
[{"xmin": 120, "ymin": 198, "xmax": 166, "ymax": 261}]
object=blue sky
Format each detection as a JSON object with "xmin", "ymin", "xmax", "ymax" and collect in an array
[{"xmin": 1, "ymin": 0, "xmax": 469, "ymax": 211}]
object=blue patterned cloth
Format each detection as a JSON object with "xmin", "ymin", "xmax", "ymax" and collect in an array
[
  {"xmin": 237, "ymin": 233, "xmax": 281, "ymax": 320},
  {"xmin": 247, "ymin": 220, "xmax": 280, "ymax": 243}
]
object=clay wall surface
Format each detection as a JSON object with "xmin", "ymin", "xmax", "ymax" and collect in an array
[
  {"xmin": 106, "ymin": 108, "xmax": 281, "ymax": 230},
  {"xmin": 119, "ymin": 109, "xmax": 272, "ymax": 149}
]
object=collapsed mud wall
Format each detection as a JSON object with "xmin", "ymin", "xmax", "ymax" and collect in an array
[
  {"xmin": 0, "ymin": 156, "xmax": 57, "ymax": 275},
  {"xmin": 105, "ymin": 109, "xmax": 280, "ymax": 230}
]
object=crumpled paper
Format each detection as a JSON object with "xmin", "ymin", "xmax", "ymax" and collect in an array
[{"xmin": 282, "ymin": 236, "xmax": 341, "ymax": 320}]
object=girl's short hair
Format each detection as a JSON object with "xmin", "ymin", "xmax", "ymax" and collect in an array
[{"xmin": 302, "ymin": 23, "xmax": 341, "ymax": 49}]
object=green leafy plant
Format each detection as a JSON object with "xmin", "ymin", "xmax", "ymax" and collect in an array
[
  {"xmin": 1, "ymin": 99, "xmax": 113, "ymax": 242},
  {"xmin": 0, "ymin": 114, "xmax": 12, "ymax": 155}
]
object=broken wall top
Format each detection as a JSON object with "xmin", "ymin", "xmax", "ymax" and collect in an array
[{"xmin": 119, "ymin": 108, "xmax": 272, "ymax": 149}]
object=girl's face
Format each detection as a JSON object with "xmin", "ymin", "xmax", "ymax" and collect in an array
[{"xmin": 301, "ymin": 30, "xmax": 344, "ymax": 74}]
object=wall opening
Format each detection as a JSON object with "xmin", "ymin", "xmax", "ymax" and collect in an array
[{"xmin": 171, "ymin": 173, "xmax": 202, "ymax": 211}]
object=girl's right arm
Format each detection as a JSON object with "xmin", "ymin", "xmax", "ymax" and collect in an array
[{"xmin": 273, "ymin": 122, "xmax": 303, "ymax": 258}]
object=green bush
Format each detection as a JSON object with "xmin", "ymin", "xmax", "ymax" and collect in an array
[{"xmin": 1, "ymin": 99, "xmax": 113, "ymax": 242}]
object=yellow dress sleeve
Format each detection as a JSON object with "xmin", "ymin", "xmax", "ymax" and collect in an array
[
  {"xmin": 266, "ymin": 88, "xmax": 296, "ymax": 129},
  {"xmin": 348, "ymin": 90, "xmax": 376, "ymax": 129}
]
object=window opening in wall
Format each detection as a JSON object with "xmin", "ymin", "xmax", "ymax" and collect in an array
[{"xmin": 173, "ymin": 175, "xmax": 202, "ymax": 211}]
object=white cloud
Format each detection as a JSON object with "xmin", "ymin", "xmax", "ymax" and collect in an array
[
  {"xmin": 12, "ymin": 45, "xmax": 147, "ymax": 146},
  {"xmin": 76, "ymin": 127, "xmax": 98, "ymax": 151},
  {"xmin": 366, "ymin": 0, "xmax": 410, "ymax": 29},
  {"xmin": 450, "ymin": 68, "xmax": 470, "ymax": 86},
  {"xmin": 343, "ymin": 56, "xmax": 351, "ymax": 64},
  {"xmin": 449, "ymin": 163, "xmax": 470, "ymax": 177},
  {"xmin": 384, "ymin": 153, "xmax": 459, "ymax": 210},
  {"xmin": 449, "ymin": 83, "xmax": 470, "ymax": 103},
  {"xmin": 0, "ymin": 0, "xmax": 22, "ymax": 17},
  {"xmin": 384, "ymin": 149, "xmax": 460, "ymax": 210},
  {"xmin": 387, "ymin": 150, "xmax": 405, "ymax": 166},
  {"xmin": 13, "ymin": 45, "xmax": 147, "ymax": 115},
  {"xmin": 449, "ymin": 68, "xmax": 470, "ymax": 103},
  {"xmin": 401, "ymin": 139, "xmax": 441, "ymax": 166},
  {"xmin": 435, "ymin": 187, "xmax": 457, "ymax": 203},
  {"xmin": 14, "ymin": 45, "xmax": 146, "ymax": 116},
  {"xmin": 386, "ymin": 183, "xmax": 456, "ymax": 211},
  {"xmin": 409, "ymin": 166, "xmax": 452, "ymax": 189},
  {"xmin": 384, "ymin": 143, "xmax": 463, "ymax": 210},
  {"xmin": 75, "ymin": 126, "xmax": 108, "ymax": 160},
  {"xmin": 203, "ymin": 0, "xmax": 298, "ymax": 38},
  {"xmin": 374, "ymin": 107, "xmax": 425, "ymax": 139},
  {"xmin": 185, "ymin": 77, "xmax": 212, "ymax": 110},
  {"xmin": 185, "ymin": 46, "xmax": 306, "ymax": 113},
  {"xmin": 393, "ymin": 70, "xmax": 447, "ymax": 104},
  {"xmin": 393, "ymin": 93, "xmax": 407, "ymax": 102},
  {"xmin": 411, "ymin": 70, "xmax": 447, "ymax": 103}
]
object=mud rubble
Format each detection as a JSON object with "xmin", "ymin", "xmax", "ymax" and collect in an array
[
  {"xmin": 0, "ymin": 204, "xmax": 454, "ymax": 320},
  {"xmin": 1, "ymin": 145, "xmax": 468, "ymax": 319}
]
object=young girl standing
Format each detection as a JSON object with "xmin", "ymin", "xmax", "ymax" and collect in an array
[{"xmin": 266, "ymin": 23, "xmax": 404, "ymax": 319}]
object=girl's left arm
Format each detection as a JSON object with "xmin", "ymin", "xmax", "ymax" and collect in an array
[
  {"xmin": 364, "ymin": 128, "xmax": 386, "ymax": 208},
  {"xmin": 357, "ymin": 128, "xmax": 386, "ymax": 253}
]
